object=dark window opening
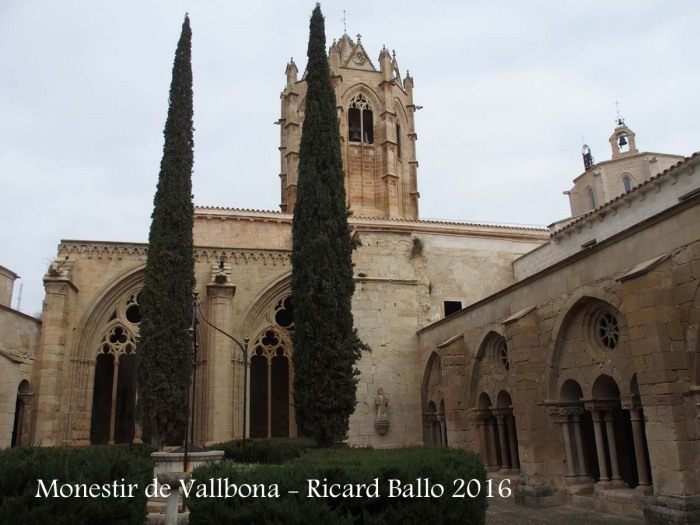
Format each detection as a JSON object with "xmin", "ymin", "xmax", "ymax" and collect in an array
[
  {"xmin": 396, "ymin": 123, "xmax": 402, "ymax": 158},
  {"xmin": 250, "ymin": 354, "xmax": 268, "ymax": 439},
  {"xmin": 444, "ymin": 301, "xmax": 462, "ymax": 317},
  {"xmin": 623, "ymin": 176, "xmax": 632, "ymax": 193},
  {"xmin": 348, "ymin": 94, "xmax": 373, "ymax": 144},
  {"xmin": 362, "ymin": 109, "xmax": 373, "ymax": 144},
  {"xmin": 349, "ymin": 108, "xmax": 361, "ymax": 142}
]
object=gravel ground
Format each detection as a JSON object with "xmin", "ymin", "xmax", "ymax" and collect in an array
[{"xmin": 486, "ymin": 496, "xmax": 645, "ymax": 525}]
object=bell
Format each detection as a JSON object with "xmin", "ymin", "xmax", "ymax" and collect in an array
[
  {"xmin": 618, "ymin": 135, "xmax": 628, "ymax": 147},
  {"xmin": 349, "ymin": 129, "xmax": 361, "ymax": 142}
]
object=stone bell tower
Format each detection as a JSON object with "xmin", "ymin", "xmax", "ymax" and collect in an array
[{"xmin": 278, "ymin": 33, "xmax": 420, "ymax": 220}]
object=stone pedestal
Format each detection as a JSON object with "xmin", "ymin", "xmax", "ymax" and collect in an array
[{"xmin": 149, "ymin": 450, "xmax": 224, "ymax": 521}]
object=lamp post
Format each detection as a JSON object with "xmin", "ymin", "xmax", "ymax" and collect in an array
[{"xmin": 182, "ymin": 292, "xmax": 201, "ymax": 472}]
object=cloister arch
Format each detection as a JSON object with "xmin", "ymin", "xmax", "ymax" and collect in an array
[
  {"xmin": 421, "ymin": 352, "xmax": 446, "ymax": 446},
  {"xmin": 545, "ymin": 293, "xmax": 651, "ymax": 489}
]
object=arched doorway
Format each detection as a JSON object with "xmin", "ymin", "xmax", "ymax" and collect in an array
[
  {"xmin": 11, "ymin": 380, "xmax": 32, "ymax": 447},
  {"xmin": 421, "ymin": 353, "xmax": 447, "ymax": 446}
]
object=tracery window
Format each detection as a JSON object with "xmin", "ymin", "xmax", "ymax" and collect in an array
[
  {"xmin": 586, "ymin": 186, "xmax": 597, "ymax": 210},
  {"xmin": 250, "ymin": 295, "xmax": 294, "ymax": 438},
  {"xmin": 595, "ymin": 311, "xmax": 620, "ymax": 350},
  {"xmin": 498, "ymin": 339, "xmax": 510, "ymax": 371},
  {"xmin": 348, "ymin": 93, "xmax": 374, "ymax": 144},
  {"xmin": 90, "ymin": 290, "xmax": 141, "ymax": 444}
]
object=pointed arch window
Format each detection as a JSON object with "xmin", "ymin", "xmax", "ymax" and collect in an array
[
  {"xmin": 348, "ymin": 93, "xmax": 374, "ymax": 144},
  {"xmin": 249, "ymin": 295, "xmax": 295, "ymax": 439},
  {"xmin": 586, "ymin": 186, "xmax": 597, "ymax": 210},
  {"xmin": 622, "ymin": 175, "xmax": 632, "ymax": 193},
  {"xmin": 396, "ymin": 122, "xmax": 402, "ymax": 158},
  {"xmin": 90, "ymin": 290, "xmax": 141, "ymax": 445}
]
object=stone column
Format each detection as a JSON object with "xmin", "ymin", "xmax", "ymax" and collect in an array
[
  {"xmin": 628, "ymin": 407, "xmax": 651, "ymax": 487},
  {"xmin": 471, "ymin": 411, "xmax": 490, "ymax": 464},
  {"xmin": 494, "ymin": 410, "xmax": 511, "ymax": 470},
  {"xmin": 549, "ymin": 406, "xmax": 576, "ymax": 478},
  {"xmin": 571, "ymin": 411, "xmax": 589, "ymax": 477},
  {"xmin": 603, "ymin": 411, "xmax": 622, "ymax": 481},
  {"xmin": 425, "ymin": 414, "xmax": 435, "ymax": 446},
  {"xmin": 439, "ymin": 416, "xmax": 447, "ymax": 447},
  {"xmin": 108, "ymin": 358, "xmax": 120, "ymax": 444},
  {"xmin": 32, "ymin": 273, "xmax": 78, "ymax": 445},
  {"xmin": 561, "ymin": 419, "xmax": 577, "ymax": 477},
  {"xmin": 267, "ymin": 357, "xmax": 272, "ymax": 439},
  {"xmin": 590, "ymin": 409, "xmax": 610, "ymax": 481},
  {"xmin": 487, "ymin": 418, "xmax": 500, "ymax": 470},
  {"xmin": 506, "ymin": 415, "xmax": 520, "ymax": 469},
  {"xmin": 205, "ymin": 277, "xmax": 236, "ymax": 443}
]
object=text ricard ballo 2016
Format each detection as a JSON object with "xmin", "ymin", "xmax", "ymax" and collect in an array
[{"xmin": 36, "ymin": 477, "xmax": 511, "ymax": 499}]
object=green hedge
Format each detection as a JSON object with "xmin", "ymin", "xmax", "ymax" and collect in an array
[
  {"xmin": 187, "ymin": 447, "xmax": 487, "ymax": 525},
  {"xmin": 208, "ymin": 437, "xmax": 314, "ymax": 464},
  {"xmin": 0, "ymin": 445, "xmax": 154, "ymax": 525}
]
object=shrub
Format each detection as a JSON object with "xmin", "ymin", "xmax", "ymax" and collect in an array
[
  {"xmin": 0, "ymin": 445, "xmax": 154, "ymax": 525},
  {"xmin": 208, "ymin": 438, "xmax": 314, "ymax": 465},
  {"xmin": 187, "ymin": 447, "xmax": 487, "ymax": 525}
]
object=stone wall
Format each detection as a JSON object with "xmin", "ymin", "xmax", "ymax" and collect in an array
[
  {"xmin": 30, "ymin": 211, "xmax": 546, "ymax": 449},
  {"xmin": 348, "ymin": 226, "xmax": 543, "ymax": 447},
  {"xmin": 0, "ymin": 304, "xmax": 40, "ymax": 448},
  {"xmin": 0, "ymin": 265, "xmax": 18, "ymax": 308},
  {"xmin": 417, "ymin": 189, "xmax": 700, "ymax": 521}
]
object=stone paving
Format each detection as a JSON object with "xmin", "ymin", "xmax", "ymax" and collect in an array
[{"xmin": 486, "ymin": 496, "xmax": 645, "ymax": 525}]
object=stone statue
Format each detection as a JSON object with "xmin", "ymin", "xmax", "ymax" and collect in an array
[{"xmin": 375, "ymin": 387, "xmax": 389, "ymax": 435}]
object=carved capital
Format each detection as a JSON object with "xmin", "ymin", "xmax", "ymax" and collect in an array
[
  {"xmin": 468, "ymin": 408, "xmax": 492, "ymax": 422},
  {"xmin": 546, "ymin": 404, "xmax": 583, "ymax": 423}
]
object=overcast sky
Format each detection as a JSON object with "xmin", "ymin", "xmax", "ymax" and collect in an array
[{"xmin": 2, "ymin": 1, "xmax": 699, "ymax": 315}]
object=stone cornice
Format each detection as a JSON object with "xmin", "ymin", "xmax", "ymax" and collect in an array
[
  {"xmin": 194, "ymin": 206, "xmax": 547, "ymax": 238},
  {"xmin": 58, "ymin": 241, "xmax": 291, "ymax": 266}
]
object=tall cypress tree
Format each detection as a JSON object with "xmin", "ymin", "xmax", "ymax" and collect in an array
[
  {"xmin": 291, "ymin": 4, "xmax": 366, "ymax": 447},
  {"xmin": 137, "ymin": 14, "xmax": 195, "ymax": 449}
]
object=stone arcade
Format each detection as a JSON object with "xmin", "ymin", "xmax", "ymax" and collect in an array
[{"xmin": 1, "ymin": 30, "xmax": 698, "ymax": 524}]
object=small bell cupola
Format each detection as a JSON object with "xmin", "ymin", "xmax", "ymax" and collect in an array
[
  {"xmin": 566, "ymin": 106, "xmax": 684, "ymax": 217},
  {"xmin": 609, "ymin": 107, "xmax": 638, "ymax": 159}
]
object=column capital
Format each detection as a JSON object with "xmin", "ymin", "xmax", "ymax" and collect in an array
[
  {"xmin": 468, "ymin": 408, "xmax": 492, "ymax": 422},
  {"xmin": 546, "ymin": 403, "xmax": 583, "ymax": 422},
  {"xmin": 583, "ymin": 398, "xmax": 619, "ymax": 414},
  {"xmin": 43, "ymin": 276, "xmax": 78, "ymax": 294},
  {"xmin": 491, "ymin": 408, "xmax": 513, "ymax": 425},
  {"xmin": 621, "ymin": 393, "xmax": 642, "ymax": 411},
  {"xmin": 18, "ymin": 392, "xmax": 34, "ymax": 405},
  {"xmin": 206, "ymin": 281, "xmax": 236, "ymax": 299}
]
